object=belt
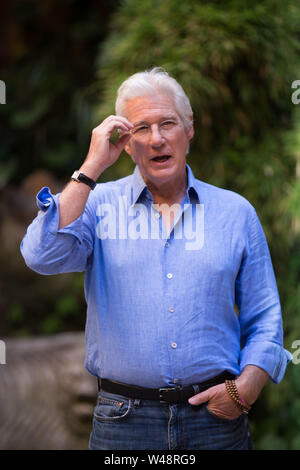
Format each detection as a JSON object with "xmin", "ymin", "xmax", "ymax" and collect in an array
[{"xmin": 98, "ymin": 371, "xmax": 235, "ymax": 404}]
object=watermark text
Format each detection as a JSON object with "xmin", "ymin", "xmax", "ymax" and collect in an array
[
  {"xmin": 0, "ymin": 80, "xmax": 6, "ymax": 104},
  {"xmin": 0, "ymin": 340, "xmax": 6, "ymax": 364},
  {"xmin": 291, "ymin": 80, "xmax": 300, "ymax": 105},
  {"xmin": 291, "ymin": 340, "xmax": 300, "ymax": 364},
  {"xmin": 96, "ymin": 198, "xmax": 204, "ymax": 251}
]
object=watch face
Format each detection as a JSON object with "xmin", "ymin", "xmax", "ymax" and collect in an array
[{"xmin": 72, "ymin": 171, "xmax": 80, "ymax": 180}]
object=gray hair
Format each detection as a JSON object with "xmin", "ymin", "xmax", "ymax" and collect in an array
[{"xmin": 115, "ymin": 67, "xmax": 193, "ymax": 130}]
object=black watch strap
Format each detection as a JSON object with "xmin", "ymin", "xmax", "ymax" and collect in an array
[{"xmin": 71, "ymin": 171, "xmax": 96, "ymax": 190}]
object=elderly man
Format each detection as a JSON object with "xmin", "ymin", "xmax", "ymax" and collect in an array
[{"xmin": 21, "ymin": 68, "xmax": 291, "ymax": 450}]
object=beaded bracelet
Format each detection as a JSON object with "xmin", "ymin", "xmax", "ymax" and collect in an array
[{"xmin": 225, "ymin": 380, "xmax": 251, "ymax": 414}]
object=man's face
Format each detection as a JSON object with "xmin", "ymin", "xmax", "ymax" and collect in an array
[{"xmin": 124, "ymin": 94, "xmax": 194, "ymax": 187}]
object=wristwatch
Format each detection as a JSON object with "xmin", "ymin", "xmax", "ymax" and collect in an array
[{"xmin": 71, "ymin": 171, "xmax": 96, "ymax": 190}]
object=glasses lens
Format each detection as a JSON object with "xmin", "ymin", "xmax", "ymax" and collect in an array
[
  {"xmin": 131, "ymin": 125, "xmax": 150, "ymax": 142},
  {"xmin": 130, "ymin": 121, "xmax": 178, "ymax": 142}
]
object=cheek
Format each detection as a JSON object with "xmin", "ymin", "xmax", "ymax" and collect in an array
[
  {"xmin": 129, "ymin": 142, "xmax": 148, "ymax": 163},
  {"xmin": 176, "ymin": 134, "xmax": 190, "ymax": 153}
]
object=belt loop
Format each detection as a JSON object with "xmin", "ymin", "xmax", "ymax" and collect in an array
[
  {"xmin": 192, "ymin": 384, "xmax": 200, "ymax": 395},
  {"xmin": 134, "ymin": 399, "xmax": 141, "ymax": 409}
]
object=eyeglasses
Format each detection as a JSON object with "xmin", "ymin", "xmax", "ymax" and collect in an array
[{"xmin": 126, "ymin": 119, "xmax": 180, "ymax": 143}]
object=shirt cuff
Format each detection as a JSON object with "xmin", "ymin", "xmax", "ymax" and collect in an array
[
  {"xmin": 36, "ymin": 186, "xmax": 54, "ymax": 211},
  {"xmin": 36, "ymin": 186, "xmax": 83, "ymax": 241},
  {"xmin": 239, "ymin": 341, "xmax": 293, "ymax": 383}
]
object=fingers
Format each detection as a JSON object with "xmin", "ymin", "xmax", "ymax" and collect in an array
[
  {"xmin": 93, "ymin": 115, "xmax": 133, "ymax": 138},
  {"xmin": 188, "ymin": 384, "xmax": 242, "ymax": 419},
  {"xmin": 188, "ymin": 390, "xmax": 211, "ymax": 406},
  {"xmin": 86, "ymin": 115, "xmax": 134, "ymax": 171},
  {"xmin": 188, "ymin": 383, "xmax": 221, "ymax": 406}
]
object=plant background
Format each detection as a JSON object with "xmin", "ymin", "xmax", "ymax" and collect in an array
[{"xmin": 1, "ymin": 0, "xmax": 300, "ymax": 449}]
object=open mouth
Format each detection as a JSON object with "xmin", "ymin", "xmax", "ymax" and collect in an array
[{"xmin": 151, "ymin": 155, "xmax": 172, "ymax": 163}]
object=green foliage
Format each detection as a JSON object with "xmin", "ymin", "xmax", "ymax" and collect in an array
[{"xmin": 0, "ymin": 0, "xmax": 120, "ymax": 186}]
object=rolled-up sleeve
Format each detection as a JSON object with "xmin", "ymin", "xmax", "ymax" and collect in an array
[
  {"xmin": 20, "ymin": 186, "xmax": 96, "ymax": 275},
  {"xmin": 236, "ymin": 207, "xmax": 292, "ymax": 383}
]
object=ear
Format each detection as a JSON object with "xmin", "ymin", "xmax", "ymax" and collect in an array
[
  {"xmin": 124, "ymin": 141, "xmax": 137, "ymax": 163},
  {"xmin": 186, "ymin": 115, "xmax": 194, "ymax": 141},
  {"xmin": 124, "ymin": 141, "xmax": 131, "ymax": 156}
]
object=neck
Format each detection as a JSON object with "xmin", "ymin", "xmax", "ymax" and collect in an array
[{"xmin": 144, "ymin": 169, "xmax": 188, "ymax": 205}]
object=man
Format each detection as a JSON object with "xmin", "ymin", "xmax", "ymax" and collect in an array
[{"xmin": 21, "ymin": 68, "xmax": 291, "ymax": 450}]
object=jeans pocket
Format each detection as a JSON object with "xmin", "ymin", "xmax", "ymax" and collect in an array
[
  {"xmin": 94, "ymin": 393, "xmax": 132, "ymax": 422},
  {"xmin": 204, "ymin": 404, "xmax": 243, "ymax": 423}
]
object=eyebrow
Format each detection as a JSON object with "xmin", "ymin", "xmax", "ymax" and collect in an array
[{"xmin": 132, "ymin": 115, "xmax": 178, "ymax": 127}]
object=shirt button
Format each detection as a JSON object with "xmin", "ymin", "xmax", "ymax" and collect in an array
[
  {"xmin": 155, "ymin": 212, "xmax": 160, "ymax": 218},
  {"xmin": 167, "ymin": 273, "xmax": 173, "ymax": 279},
  {"xmin": 171, "ymin": 342, "xmax": 177, "ymax": 349},
  {"xmin": 169, "ymin": 307, "xmax": 174, "ymax": 313},
  {"xmin": 165, "ymin": 242, "xmax": 169, "ymax": 247}
]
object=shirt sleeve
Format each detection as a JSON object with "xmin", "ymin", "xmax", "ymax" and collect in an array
[
  {"xmin": 235, "ymin": 206, "xmax": 292, "ymax": 383},
  {"xmin": 20, "ymin": 186, "xmax": 96, "ymax": 275}
]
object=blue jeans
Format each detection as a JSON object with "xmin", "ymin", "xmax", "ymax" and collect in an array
[{"xmin": 89, "ymin": 390, "xmax": 253, "ymax": 450}]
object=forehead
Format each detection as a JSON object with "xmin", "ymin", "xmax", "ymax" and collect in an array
[{"xmin": 125, "ymin": 94, "xmax": 180, "ymax": 124}]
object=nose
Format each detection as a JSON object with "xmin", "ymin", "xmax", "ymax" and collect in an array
[{"xmin": 149, "ymin": 124, "xmax": 164, "ymax": 147}]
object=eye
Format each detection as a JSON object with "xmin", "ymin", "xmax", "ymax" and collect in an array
[
  {"xmin": 160, "ymin": 120, "xmax": 176, "ymax": 128},
  {"xmin": 133, "ymin": 125, "xmax": 150, "ymax": 134}
]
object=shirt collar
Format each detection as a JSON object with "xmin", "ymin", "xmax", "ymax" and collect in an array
[
  {"xmin": 186, "ymin": 163, "xmax": 200, "ymax": 203},
  {"xmin": 132, "ymin": 165, "xmax": 148, "ymax": 205},
  {"xmin": 131, "ymin": 163, "xmax": 200, "ymax": 206}
]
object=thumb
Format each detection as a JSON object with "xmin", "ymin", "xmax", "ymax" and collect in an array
[{"xmin": 188, "ymin": 390, "xmax": 211, "ymax": 406}]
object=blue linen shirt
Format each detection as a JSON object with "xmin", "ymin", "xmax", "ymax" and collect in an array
[{"xmin": 20, "ymin": 164, "xmax": 292, "ymax": 388}]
